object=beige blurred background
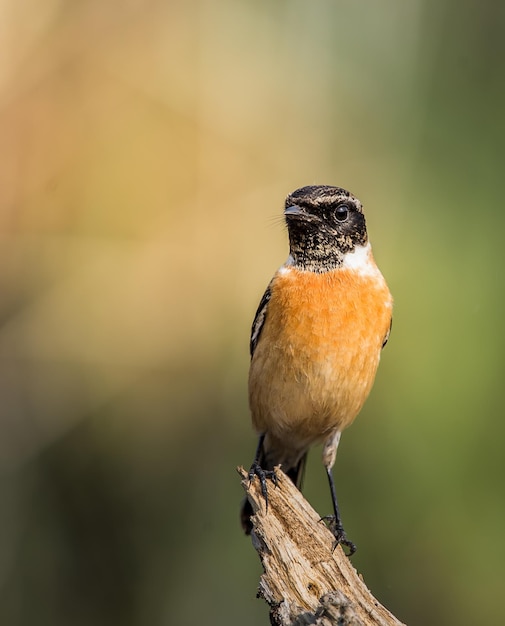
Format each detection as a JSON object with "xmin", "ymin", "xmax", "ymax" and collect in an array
[{"xmin": 0, "ymin": 1, "xmax": 504, "ymax": 624}]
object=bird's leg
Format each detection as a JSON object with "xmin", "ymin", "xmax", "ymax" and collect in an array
[
  {"xmin": 247, "ymin": 433, "xmax": 278, "ymax": 510},
  {"xmin": 320, "ymin": 431, "xmax": 356, "ymax": 556},
  {"xmin": 324, "ymin": 467, "xmax": 356, "ymax": 556}
]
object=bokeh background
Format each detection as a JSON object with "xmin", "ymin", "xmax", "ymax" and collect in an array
[{"xmin": 0, "ymin": 1, "xmax": 504, "ymax": 624}]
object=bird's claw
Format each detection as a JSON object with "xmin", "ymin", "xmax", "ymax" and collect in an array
[
  {"xmin": 319, "ymin": 515, "xmax": 357, "ymax": 556},
  {"xmin": 247, "ymin": 462, "xmax": 278, "ymax": 511}
]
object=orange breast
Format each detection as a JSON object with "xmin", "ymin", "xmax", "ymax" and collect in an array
[{"xmin": 249, "ymin": 262, "xmax": 392, "ymax": 453}]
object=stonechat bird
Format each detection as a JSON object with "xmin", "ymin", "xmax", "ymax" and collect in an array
[{"xmin": 241, "ymin": 185, "xmax": 393, "ymax": 555}]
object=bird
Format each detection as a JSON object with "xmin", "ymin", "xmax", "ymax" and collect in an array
[{"xmin": 241, "ymin": 185, "xmax": 393, "ymax": 555}]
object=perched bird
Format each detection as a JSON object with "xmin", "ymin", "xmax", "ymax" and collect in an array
[{"xmin": 241, "ymin": 185, "xmax": 393, "ymax": 555}]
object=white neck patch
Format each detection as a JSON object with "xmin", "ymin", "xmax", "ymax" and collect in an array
[
  {"xmin": 341, "ymin": 242, "xmax": 380, "ymax": 277},
  {"xmin": 278, "ymin": 255, "xmax": 295, "ymax": 274},
  {"xmin": 278, "ymin": 243, "xmax": 381, "ymax": 277}
]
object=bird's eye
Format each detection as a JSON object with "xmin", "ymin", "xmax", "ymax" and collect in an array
[{"xmin": 334, "ymin": 204, "xmax": 349, "ymax": 222}]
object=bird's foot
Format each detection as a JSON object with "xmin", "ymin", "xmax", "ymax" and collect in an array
[
  {"xmin": 320, "ymin": 515, "xmax": 357, "ymax": 556},
  {"xmin": 247, "ymin": 461, "xmax": 278, "ymax": 511}
]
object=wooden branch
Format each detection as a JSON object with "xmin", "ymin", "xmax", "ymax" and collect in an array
[{"xmin": 238, "ymin": 466, "xmax": 406, "ymax": 626}]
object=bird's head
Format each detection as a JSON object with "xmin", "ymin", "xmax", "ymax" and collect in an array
[{"xmin": 284, "ymin": 185, "xmax": 368, "ymax": 272}]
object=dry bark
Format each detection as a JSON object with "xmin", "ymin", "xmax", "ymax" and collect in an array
[{"xmin": 238, "ymin": 466, "xmax": 406, "ymax": 626}]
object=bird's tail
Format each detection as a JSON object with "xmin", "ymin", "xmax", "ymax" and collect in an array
[{"xmin": 286, "ymin": 452, "xmax": 307, "ymax": 491}]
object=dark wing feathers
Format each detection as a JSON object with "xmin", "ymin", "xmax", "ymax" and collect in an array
[
  {"xmin": 382, "ymin": 317, "xmax": 392, "ymax": 348},
  {"xmin": 249, "ymin": 284, "xmax": 272, "ymax": 357}
]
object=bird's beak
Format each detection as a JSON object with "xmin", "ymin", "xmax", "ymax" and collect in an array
[{"xmin": 284, "ymin": 204, "xmax": 305, "ymax": 217}]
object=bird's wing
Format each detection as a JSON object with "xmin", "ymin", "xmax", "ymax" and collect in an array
[
  {"xmin": 382, "ymin": 317, "xmax": 393, "ymax": 348},
  {"xmin": 250, "ymin": 283, "xmax": 272, "ymax": 358}
]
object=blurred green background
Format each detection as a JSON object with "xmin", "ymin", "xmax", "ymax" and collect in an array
[{"xmin": 0, "ymin": 1, "xmax": 504, "ymax": 624}]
